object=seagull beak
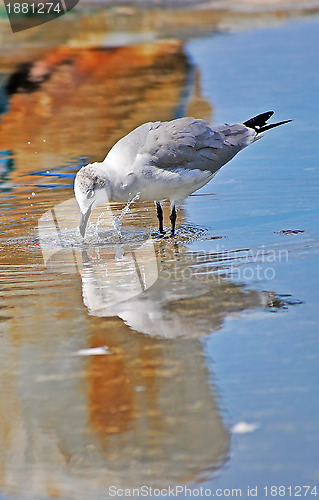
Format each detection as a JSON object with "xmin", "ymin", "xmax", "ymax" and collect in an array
[{"xmin": 79, "ymin": 204, "xmax": 93, "ymax": 237}]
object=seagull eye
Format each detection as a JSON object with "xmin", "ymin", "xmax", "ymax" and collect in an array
[{"xmin": 86, "ymin": 190, "xmax": 94, "ymax": 199}]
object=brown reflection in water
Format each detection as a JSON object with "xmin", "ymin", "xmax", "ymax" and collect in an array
[
  {"xmin": 0, "ymin": 40, "xmax": 212, "ymax": 183},
  {"xmin": 185, "ymin": 69, "xmax": 212, "ymax": 122},
  {"xmin": 84, "ymin": 323, "xmax": 229, "ymax": 486},
  {"xmin": 88, "ymin": 332, "xmax": 136, "ymax": 435},
  {"xmin": 0, "ymin": 270, "xmax": 229, "ymax": 496}
]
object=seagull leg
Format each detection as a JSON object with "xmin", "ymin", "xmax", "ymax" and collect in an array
[
  {"xmin": 170, "ymin": 204, "xmax": 176, "ymax": 237},
  {"xmin": 156, "ymin": 201, "xmax": 166, "ymax": 235}
]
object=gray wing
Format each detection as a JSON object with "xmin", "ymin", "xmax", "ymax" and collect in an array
[{"xmin": 138, "ymin": 117, "xmax": 257, "ymax": 174}]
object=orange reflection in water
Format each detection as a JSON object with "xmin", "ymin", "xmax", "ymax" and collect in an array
[
  {"xmin": 88, "ymin": 333, "xmax": 136, "ymax": 435},
  {"xmin": 0, "ymin": 41, "xmax": 195, "ymax": 180}
]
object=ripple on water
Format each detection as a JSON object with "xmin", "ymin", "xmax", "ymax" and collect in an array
[{"xmin": 175, "ymin": 223, "xmax": 226, "ymax": 244}]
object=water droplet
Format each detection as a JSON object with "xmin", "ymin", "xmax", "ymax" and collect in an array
[
  {"xmin": 32, "ymin": 192, "xmax": 35, "ymax": 196},
  {"xmin": 28, "ymin": 141, "xmax": 30, "ymax": 144}
]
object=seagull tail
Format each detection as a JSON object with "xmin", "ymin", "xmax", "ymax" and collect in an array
[{"xmin": 243, "ymin": 111, "xmax": 292, "ymax": 134}]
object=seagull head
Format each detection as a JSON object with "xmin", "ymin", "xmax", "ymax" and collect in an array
[{"xmin": 74, "ymin": 163, "xmax": 109, "ymax": 237}]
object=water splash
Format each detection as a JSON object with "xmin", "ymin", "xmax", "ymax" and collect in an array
[
  {"xmin": 112, "ymin": 193, "xmax": 140, "ymax": 236},
  {"xmin": 93, "ymin": 211, "xmax": 106, "ymax": 235}
]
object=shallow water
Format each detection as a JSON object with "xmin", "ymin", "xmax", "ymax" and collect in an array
[{"xmin": 0, "ymin": 11, "xmax": 319, "ymax": 500}]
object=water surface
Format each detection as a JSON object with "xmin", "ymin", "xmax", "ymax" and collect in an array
[{"xmin": 0, "ymin": 12, "xmax": 319, "ymax": 500}]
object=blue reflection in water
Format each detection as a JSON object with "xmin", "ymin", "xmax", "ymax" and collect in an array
[
  {"xmin": 0, "ymin": 150, "xmax": 14, "ymax": 191},
  {"xmin": 184, "ymin": 13, "xmax": 319, "ymax": 494}
]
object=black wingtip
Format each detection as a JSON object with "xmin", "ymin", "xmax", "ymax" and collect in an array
[
  {"xmin": 244, "ymin": 111, "xmax": 292, "ymax": 134},
  {"xmin": 243, "ymin": 111, "xmax": 274, "ymax": 130}
]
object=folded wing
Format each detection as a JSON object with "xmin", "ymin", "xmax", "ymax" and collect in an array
[{"xmin": 140, "ymin": 117, "xmax": 257, "ymax": 174}]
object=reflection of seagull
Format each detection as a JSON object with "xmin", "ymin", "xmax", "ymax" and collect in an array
[
  {"xmin": 74, "ymin": 111, "xmax": 291, "ymax": 237},
  {"xmin": 79, "ymin": 242, "xmax": 280, "ymax": 338}
]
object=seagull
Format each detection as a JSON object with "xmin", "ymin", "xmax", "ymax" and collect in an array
[{"xmin": 74, "ymin": 111, "xmax": 291, "ymax": 237}]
